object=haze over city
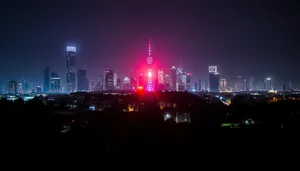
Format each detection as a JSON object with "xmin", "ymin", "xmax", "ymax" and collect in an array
[{"xmin": 1, "ymin": 0, "xmax": 300, "ymax": 89}]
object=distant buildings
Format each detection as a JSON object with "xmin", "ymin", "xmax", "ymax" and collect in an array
[
  {"xmin": 220, "ymin": 79, "xmax": 226, "ymax": 90},
  {"xmin": 265, "ymin": 77, "xmax": 272, "ymax": 90},
  {"xmin": 51, "ymin": 72, "xmax": 61, "ymax": 93},
  {"xmin": 171, "ymin": 66, "xmax": 177, "ymax": 91}
]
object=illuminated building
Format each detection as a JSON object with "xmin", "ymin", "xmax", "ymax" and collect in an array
[
  {"xmin": 105, "ymin": 70, "xmax": 114, "ymax": 91},
  {"xmin": 146, "ymin": 39, "xmax": 154, "ymax": 91},
  {"xmin": 36, "ymin": 86, "xmax": 42, "ymax": 93},
  {"xmin": 130, "ymin": 77, "xmax": 137, "ymax": 89},
  {"xmin": 44, "ymin": 66, "xmax": 51, "ymax": 93},
  {"xmin": 220, "ymin": 79, "xmax": 226, "ymax": 90},
  {"xmin": 164, "ymin": 74, "xmax": 171, "ymax": 90},
  {"xmin": 158, "ymin": 69, "xmax": 164, "ymax": 84},
  {"xmin": 113, "ymin": 73, "xmax": 117, "ymax": 87},
  {"xmin": 204, "ymin": 78, "xmax": 208, "ymax": 91},
  {"xmin": 178, "ymin": 73, "xmax": 187, "ymax": 91},
  {"xmin": 77, "ymin": 69, "xmax": 89, "ymax": 91},
  {"xmin": 208, "ymin": 66, "xmax": 219, "ymax": 92},
  {"xmin": 265, "ymin": 77, "xmax": 272, "ymax": 90},
  {"xmin": 116, "ymin": 78, "xmax": 121, "ymax": 90},
  {"xmin": 123, "ymin": 77, "xmax": 130, "ymax": 90},
  {"xmin": 17, "ymin": 82, "xmax": 22, "ymax": 94},
  {"xmin": 197, "ymin": 80, "xmax": 201, "ymax": 91},
  {"xmin": 9, "ymin": 81, "xmax": 17, "ymax": 94},
  {"xmin": 138, "ymin": 74, "xmax": 145, "ymax": 88},
  {"xmin": 66, "ymin": 46, "xmax": 76, "ymax": 92},
  {"xmin": 171, "ymin": 66, "xmax": 177, "ymax": 91},
  {"xmin": 187, "ymin": 73, "xmax": 191, "ymax": 91},
  {"xmin": 51, "ymin": 77, "xmax": 60, "ymax": 93}
]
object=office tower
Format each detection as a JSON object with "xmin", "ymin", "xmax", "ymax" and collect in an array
[
  {"xmin": 9, "ymin": 81, "xmax": 17, "ymax": 94},
  {"xmin": 164, "ymin": 74, "xmax": 171, "ymax": 90},
  {"xmin": 130, "ymin": 77, "xmax": 137, "ymax": 89},
  {"xmin": 186, "ymin": 73, "xmax": 191, "ymax": 91},
  {"xmin": 220, "ymin": 79, "xmax": 226, "ymax": 90},
  {"xmin": 17, "ymin": 82, "xmax": 23, "ymax": 94},
  {"xmin": 44, "ymin": 66, "xmax": 51, "ymax": 92},
  {"xmin": 265, "ymin": 77, "xmax": 272, "ymax": 90},
  {"xmin": 208, "ymin": 66, "xmax": 219, "ymax": 92},
  {"xmin": 77, "ymin": 69, "xmax": 89, "ymax": 91},
  {"xmin": 105, "ymin": 70, "xmax": 114, "ymax": 91},
  {"xmin": 235, "ymin": 76, "xmax": 243, "ymax": 91},
  {"xmin": 158, "ymin": 69, "xmax": 164, "ymax": 84},
  {"xmin": 113, "ymin": 73, "xmax": 117, "ymax": 87},
  {"xmin": 123, "ymin": 77, "xmax": 131, "ymax": 90},
  {"xmin": 178, "ymin": 73, "xmax": 187, "ymax": 91},
  {"xmin": 283, "ymin": 84, "xmax": 286, "ymax": 91},
  {"xmin": 204, "ymin": 78, "xmax": 208, "ymax": 91},
  {"xmin": 36, "ymin": 86, "xmax": 42, "ymax": 93},
  {"xmin": 197, "ymin": 80, "xmax": 201, "ymax": 92},
  {"xmin": 50, "ymin": 76, "xmax": 61, "ymax": 93},
  {"xmin": 146, "ymin": 39, "xmax": 154, "ymax": 91},
  {"xmin": 194, "ymin": 82, "xmax": 197, "ymax": 92},
  {"xmin": 116, "ymin": 78, "xmax": 122, "ymax": 90},
  {"xmin": 171, "ymin": 66, "xmax": 177, "ymax": 91},
  {"xmin": 66, "ymin": 46, "xmax": 76, "ymax": 92}
]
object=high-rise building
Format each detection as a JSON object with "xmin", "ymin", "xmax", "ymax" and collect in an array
[
  {"xmin": 77, "ymin": 69, "xmax": 89, "ymax": 91},
  {"xmin": 194, "ymin": 82, "xmax": 198, "ymax": 92},
  {"xmin": 37, "ymin": 86, "xmax": 42, "ymax": 93},
  {"xmin": 146, "ymin": 39, "xmax": 154, "ymax": 91},
  {"xmin": 204, "ymin": 78, "xmax": 208, "ymax": 91},
  {"xmin": 235, "ymin": 76, "xmax": 243, "ymax": 91},
  {"xmin": 208, "ymin": 66, "xmax": 219, "ymax": 92},
  {"xmin": 50, "ymin": 77, "xmax": 61, "ymax": 93},
  {"xmin": 130, "ymin": 77, "xmax": 137, "ymax": 89},
  {"xmin": 123, "ymin": 77, "xmax": 131, "ymax": 90},
  {"xmin": 105, "ymin": 70, "xmax": 114, "ymax": 91},
  {"xmin": 171, "ymin": 66, "xmax": 177, "ymax": 91},
  {"xmin": 66, "ymin": 46, "xmax": 76, "ymax": 92},
  {"xmin": 113, "ymin": 73, "xmax": 117, "ymax": 87},
  {"xmin": 9, "ymin": 81, "xmax": 17, "ymax": 94},
  {"xmin": 186, "ymin": 73, "xmax": 191, "ymax": 91},
  {"xmin": 164, "ymin": 74, "xmax": 171, "ymax": 90},
  {"xmin": 44, "ymin": 66, "xmax": 51, "ymax": 92},
  {"xmin": 197, "ymin": 80, "xmax": 201, "ymax": 92},
  {"xmin": 265, "ymin": 77, "xmax": 272, "ymax": 90},
  {"xmin": 288, "ymin": 81, "xmax": 292, "ymax": 90},
  {"xmin": 158, "ymin": 69, "xmax": 164, "ymax": 84},
  {"xmin": 138, "ymin": 74, "xmax": 145, "ymax": 88},
  {"xmin": 178, "ymin": 73, "xmax": 187, "ymax": 91},
  {"xmin": 116, "ymin": 78, "xmax": 122, "ymax": 90},
  {"xmin": 220, "ymin": 79, "xmax": 226, "ymax": 90}
]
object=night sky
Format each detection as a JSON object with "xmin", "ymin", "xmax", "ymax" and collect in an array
[{"xmin": 1, "ymin": 0, "xmax": 299, "ymax": 88}]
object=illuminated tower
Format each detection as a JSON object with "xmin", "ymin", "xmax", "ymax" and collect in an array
[
  {"xmin": 146, "ymin": 39, "xmax": 154, "ymax": 91},
  {"xmin": 66, "ymin": 46, "xmax": 76, "ymax": 92}
]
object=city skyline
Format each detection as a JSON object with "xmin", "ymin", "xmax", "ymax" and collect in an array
[{"xmin": 0, "ymin": 1, "xmax": 300, "ymax": 88}]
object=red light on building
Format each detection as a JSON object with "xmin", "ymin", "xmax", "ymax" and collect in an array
[{"xmin": 137, "ymin": 86, "xmax": 143, "ymax": 90}]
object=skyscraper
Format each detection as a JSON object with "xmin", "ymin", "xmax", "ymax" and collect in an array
[
  {"xmin": 265, "ymin": 77, "xmax": 272, "ymax": 90},
  {"xmin": 105, "ymin": 70, "xmax": 114, "ymax": 91},
  {"xmin": 113, "ymin": 73, "xmax": 117, "ymax": 87},
  {"xmin": 186, "ymin": 73, "xmax": 191, "ymax": 91},
  {"xmin": 44, "ymin": 66, "xmax": 50, "ymax": 93},
  {"xmin": 9, "ymin": 81, "xmax": 17, "ymax": 94},
  {"xmin": 220, "ymin": 79, "xmax": 226, "ymax": 90},
  {"xmin": 171, "ymin": 66, "xmax": 177, "ymax": 91},
  {"xmin": 77, "ymin": 69, "xmax": 88, "ymax": 91},
  {"xmin": 208, "ymin": 66, "xmax": 219, "ymax": 92},
  {"xmin": 204, "ymin": 78, "xmax": 208, "ymax": 91},
  {"xmin": 146, "ymin": 39, "xmax": 154, "ymax": 91},
  {"xmin": 197, "ymin": 80, "xmax": 201, "ymax": 92},
  {"xmin": 66, "ymin": 46, "xmax": 76, "ymax": 92}
]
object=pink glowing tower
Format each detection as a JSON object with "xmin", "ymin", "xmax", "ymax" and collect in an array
[{"xmin": 146, "ymin": 38, "xmax": 154, "ymax": 91}]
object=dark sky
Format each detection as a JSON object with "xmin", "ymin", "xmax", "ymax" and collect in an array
[{"xmin": 1, "ymin": 0, "xmax": 299, "ymax": 87}]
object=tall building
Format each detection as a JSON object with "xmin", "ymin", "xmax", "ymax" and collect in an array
[
  {"xmin": 171, "ymin": 66, "xmax": 177, "ymax": 91},
  {"xmin": 197, "ymin": 80, "xmax": 201, "ymax": 92},
  {"xmin": 164, "ymin": 74, "xmax": 171, "ymax": 90},
  {"xmin": 186, "ymin": 73, "xmax": 191, "ymax": 91},
  {"xmin": 158, "ymin": 69, "xmax": 164, "ymax": 84},
  {"xmin": 44, "ymin": 66, "xmax": 51, "ymax": 92},
  {"xmin": 113, "ymin": 73, "xmax": 117, "ymax": 87},
  {"xmin": 9, "ymin": 81, "xmax": 17, "ymax": 94},
  {"xmin": 116, "ymin": 78, "xmax": 122, "ymax": 90},
  {"xmin": 37, "ymin": 86, "xmax": 42, "ymax": 93},
  {"xmin": 265, "ymin": 77, "xmax": 272, "ymax": 90},
  {"xmin": 105, "ymin": 70, "xmax": 114, "ymax": 91},
  {"xmin": 235, "ymin": 76, "xmax": 243, "ymax": 91},
  {"xmin": 77, "ymin": 69, "xmax": 89, "ymax": 91},
  {"xmin": 288, "ymin": 81, "xmax": 292, "ymax": 90},
  {"xmin": 138, "ymin": 74, "xmax": 145, "ymax": 88},
  {"xmin": 123, "ymin": 77, "xmax": 131, "ymax": 90},
  {"xmin": 220, "ymin": 79, "xmax": 226, "ymax": 90},
  {"xmin": 50, "ymin": 77, "xmax": 61, "ymax": 93},
  {"xmin": 130, "ymin": 77, "xmax": 137, "ymax": 89},
  {"xmin": 66, "ymin": 46, "xmax": 76, "ymax": 92},
  {"xmin": 146, "ymin": 39, "xmax": 154, "ymax": 91},
  {"xmin": 178, "ymin": 73, "xmax": 187, "ymax": 91},
  {"xmin": 204, "ymin": 78, "xmax": 208, "ymax": 91},
  {"xmin": 208, "ymin": 66, "xmax": 219, "ymax": 92}
]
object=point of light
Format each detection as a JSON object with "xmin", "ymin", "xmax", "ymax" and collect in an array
[
  {"xmin": 267, "ymin": 77, "xmax": 271, "ymax": 80},
  {"xmin": 67, "ymin": 46, "xmax": 76, "ymax": 52},
  {"xmin": 137, "ymin": 86, "xmax": 143, "ymax": 90},
  {"xmin": 148, "ymin": 72, "xmax": 152, "ymax": 77}
]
